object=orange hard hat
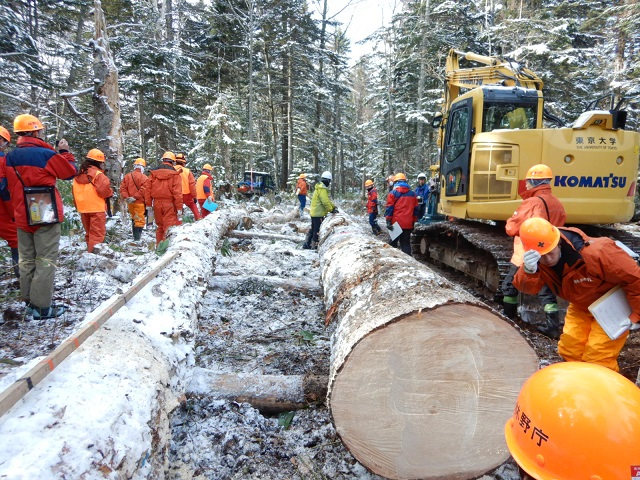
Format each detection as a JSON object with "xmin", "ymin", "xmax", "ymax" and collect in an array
[
  {"xmin": 0, "ymin": 126, "xmax": 10, "ymax": 143},
  {"xmin": 162, "ymin": 151, "xmax": 176, "ymax": 162},
  {"xmin": 203, "ymin": 163, "xmax": 213, "ymax": 171},
  {"xmin": 393, "ymin": 172, "xmax": 407, "ymax": 182},
  {"xmin": 175, "ymin": 152, "xmax": 186, "ymax": 163},
  {"xmin": 87, "ymin": 148, "xmax": 106, "ymax": 162},
  {"xmin": 365, "ymin": 179, "xmax": 374, "ymax": 187},
  {"xmin": 133, "ymin": 158, "xmax": 146, "ymax": 167},
  {"xmin": 526, "ymin": 164, "xmax": 553, "ymax": 180},
  {"xmin": 298, "ymin": 173, "xmax": 306, "ymax": 179},
  {"xmin": 519, "ymin": 217, "xmax": 560, "ymax": 255},
  {"xmin": 505, "ymin": 362, "xmax": 640, "ymax": 480},
  {"xmin": 13, "ymin": 114, "xmax": 44, "ymax": 133}
]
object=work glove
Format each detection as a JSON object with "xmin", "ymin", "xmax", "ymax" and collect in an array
[
  {"xmin": 386, "ymin": 220, "xmax": 393, "ymax": 230},
  {"xmin": 523, "ymin": 250, "xmax": 541, "ymax": 274},
  {"xmin": 177, "ymin": 210, "xmax": 183, "ymax": 216},
  {"xmin": 126, "ymin": 196, "xmax": 136, "ymax": 204}
]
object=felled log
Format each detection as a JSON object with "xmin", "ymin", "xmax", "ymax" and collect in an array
[
  {"xmin": 187, "ymin": 369, "xmax": 327, "ymax": 414},
  {"xmin": 318, "ymin": 214, "xmax": 538, "ymax": 480},
  {"xmin": 209, "ymin": 274, "xmax": 322, "ymax": 295}
]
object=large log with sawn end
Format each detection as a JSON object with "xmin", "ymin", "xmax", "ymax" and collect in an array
[{"xmin": 318, "ymin": 214, "xmax": 538, "ymax": 480}]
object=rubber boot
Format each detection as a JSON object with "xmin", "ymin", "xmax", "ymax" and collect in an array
[
  {"xmin": 502, "ymin": 296, "xmax": 518, "ymax": 319},
  {"xmin": 11, "ymin": 247, "xmax": 19, "ymax": 279},
  {"xmin": 133, "ymin": 227, "xmax": 142, "ymax": 241},
  {"xmin": 537, "ymin": 307, "xmax": 561, "ymax": 340}
]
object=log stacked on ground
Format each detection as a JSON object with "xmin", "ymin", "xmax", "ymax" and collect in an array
[{"xmin": 318, "ymin": 214, "xmax": 538, "ymax": 480}]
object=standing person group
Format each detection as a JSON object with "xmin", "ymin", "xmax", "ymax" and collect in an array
[
  {"xmin": 72, "ymin": 148, "xmax": 114, "ymax": 253},
  {"xmin": 120, "ymin": 158, "xmax": 148, "ymax": 240},
  {"xmin": 295, "ymin": 173, "xmax": 308, "ymax": 217},
  {"xmin": 3, "ymin": 114, "xmax": 77, "ymax": 319},
  {"xmin": 302, "ymin": 171, "xmax": 337, "ymax": 250},
  {"xmin": 385, "ymin": 173, "xmax": 418, "ymax": 256},
  {"xmin": 502, "ymin": 164, "xmax": 566, "ymax": 339}
]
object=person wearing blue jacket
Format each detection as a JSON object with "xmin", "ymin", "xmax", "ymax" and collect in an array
[
  {"xmin": 385, "ymin": 173, "xmax": 419, "ymax": 256},
  {"xmin": 414, "ymin": 172, "xmax": 428, "ymax": 220}
]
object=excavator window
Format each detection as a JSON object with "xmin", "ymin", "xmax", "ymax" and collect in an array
[
  {"xmin": 445, "ymin": 107, "xmax": 470, "ymax": 163},
  {"xmin": 483, "ymin": 104, "xmax": 536, "ymax": 132}
]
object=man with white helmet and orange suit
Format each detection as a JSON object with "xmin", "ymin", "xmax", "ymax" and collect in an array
[
  {"xmin": 196, "ymin": 164, "xmax": 215, "ymax": 218},
  {"xmin": 120, "ymin": 157, "xmax": 149, "ymax": 240},
  {"xmin": 513, "ymin": 217, "xmax": 640, "ymax": 372},
  {"xmin": 0, "ymin": 126, "xmax": 19, "ymax": 278},
  {"xmin": 145, "ymin": 151, "xmax": 183, "ymax": 245},
  {"xmin": 4, "ymin": 114, "xmax": 77, "ymax": 319},
  {"xmin": 502, "ymin": 164, "xmax": 566, "ymax": 339}
]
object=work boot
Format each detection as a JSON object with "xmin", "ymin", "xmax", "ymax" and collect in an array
[
  {"xmin": 11, "ymin": 247, "xmax": 19, "ymax": 279},
  {"xmin": 537, "ymin": 310, "xmax": 561, "ymax": 340},
  {"xmin": 502, "ymin": 296, "xmax": 518, "ymax": 319},
  {"xmin": 133, "ymin": 227, "xmax": 142, "ymax": 241},
  {"xmin": 302, "ymin": 243, "xmax": 311, "ymax": 250},
  {"xmin": 28, "ymin": 304, "xmax": 66, "ymax": 320}
]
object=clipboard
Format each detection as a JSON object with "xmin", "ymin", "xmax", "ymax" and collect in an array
[
  {"xmin": 203, "ymin": 199, "xmax": 218, "ymax": 212},
  {"xmin": 588, "ymin": 286, "xmax": 633, "ymax": 340},
  {"xmin": 389, "ymin": 222, "xmax": 402, "ymax": 241}
]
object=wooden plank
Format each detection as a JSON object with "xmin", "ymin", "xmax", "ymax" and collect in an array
[{"xmin": 0, "ymin": 251, "xmax": 180, "ymax": 418}]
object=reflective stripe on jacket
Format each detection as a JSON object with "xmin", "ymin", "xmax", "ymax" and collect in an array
[{"xmin": 73, "ymin": 167, "xmax": 113, "ymax": 213}]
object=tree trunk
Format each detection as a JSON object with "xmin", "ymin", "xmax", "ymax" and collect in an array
[
  {"xmin": 318, "ymin": 214, "xmax": 538, "ymax": 480},
  {"xmin": 91, "ymin": 0, "xmax": 123, "ymax": 186}
]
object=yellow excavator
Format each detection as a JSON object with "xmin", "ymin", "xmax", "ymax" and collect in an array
[{"xmin": 412, "ymin": 48, "xmax": 640, "ymax": 294}]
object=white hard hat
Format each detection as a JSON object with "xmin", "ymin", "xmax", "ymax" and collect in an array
[
  {"xmin": 417, "ymin": 172, "xmax": 427, "ymax": 179},
  {"xmin": 321, "ymin": 171, "xmax": 332, "ymax": 180}
]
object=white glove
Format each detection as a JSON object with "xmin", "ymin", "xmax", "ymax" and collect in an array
[
  {"xmin": 126, "ymin": 196, "xmax": 136, "ymax": 204},
  {"xmin": 177, "ymin": 210, "xmax": 183, "ymax": 216},
  {"xmin": 523, "ymin": 250, "xmax": 541, "ymax": 274}
]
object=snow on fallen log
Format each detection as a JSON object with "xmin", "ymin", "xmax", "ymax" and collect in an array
[
  {"xmin": 0, "ymin": 209, "xmax": 244, "ymax": 479},
  {"xmin": 318, "ymin": 214, "xmax": 538, "ymax": 480}
]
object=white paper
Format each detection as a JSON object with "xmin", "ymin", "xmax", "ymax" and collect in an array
[
  {"xmin": 389, "ymin": 222, "xmax": 403, "ymax": 241},
  {"xmin": 588, "ymin": 286, "xmax": 633, "ymax": 340}
]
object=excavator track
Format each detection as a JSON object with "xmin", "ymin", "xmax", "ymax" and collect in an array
[{"xmin": 411, "ymin": 219, "xmax": 640, "ymax": 298}]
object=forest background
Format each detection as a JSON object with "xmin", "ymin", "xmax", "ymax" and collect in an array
[{"xmin": 0, "ymin": 0, "xmax": 638, "ymax": 195}]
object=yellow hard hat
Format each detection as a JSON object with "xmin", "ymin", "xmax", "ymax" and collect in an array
[
  {"xmin": 13, "ymin": 114, "xmax": 44, "ymax": 133},
  {"xmin": 429, "ymin": 164, "xmax": 439, "ymax": 171},
  {"xmin": 0, "ymin": 126, "xmax": 10, "ymax": 143},
  {"xmin": 87, "ymin": 148, "xmax": 106, "ymax": 162},
  {"xmin": 519, "ymin": 217, "xmax": 560, "ymax": 255},
  {"xmin": 505, "ymin": 362, "xmax": 640, "ymax": 480},
  {"xmin": 133, "ymin": 158, "xmax": 146, "ymax": 167},
  {"xmin": 175, "ymin": 152, "xmax": 186, "ymax": 163},
  {"xmin": 365, "ymin": 179, "xmax": 374, "ymax": 187},
  {"xmin": 298, "ymin": 173, "xmax": 306, "ymax": 179},
  {"xmin": 203, "ymin": 164, "xmax": 213, "ymax": 170},
  {"xmin": 162, "ymin": 151, "xmax": 176, "ymax": 162}
]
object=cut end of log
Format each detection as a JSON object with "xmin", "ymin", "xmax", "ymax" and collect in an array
[{"xmin": 329, "ymin": 304, "xmax": 538, "ymax": 480}]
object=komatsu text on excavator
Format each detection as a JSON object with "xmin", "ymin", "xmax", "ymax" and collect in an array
[{"xmin": 413, "ymin": 48, "xmax": 640, "ymax": 294}]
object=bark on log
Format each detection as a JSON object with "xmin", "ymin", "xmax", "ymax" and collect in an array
[
  {"xmin": 209, "ymin": 274, "xmax": 322, "ymax": 295},
  {"xmin": 187, "ymin": 369, "xmax": 328, "ymax": 414},
  {"xmin": 318, "ymin": 214, "xmax": 539, "ymax": 480},
  {"xmin": 228, "ymin": 230, "xmax": 303, "ymax": 242}
]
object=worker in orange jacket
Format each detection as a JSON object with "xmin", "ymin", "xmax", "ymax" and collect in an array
[
  {"xmin": 145, "ymin": 151, "xmax": 183, "ymax": 245},
  {"xmin": 295, "ymin": 173, "xmax": 308, "ymax": 216},
  {"xmin": 120, "ymin": 157, "xmax": 149, "ymax": 240},
  {"xmin": 0, "ymin": 126, "xmax": 19, "ymax": 278},
  {"xmin": 514, "ymin": 218, "xmax": 640, "ymax": 372},
  {"xmin": 175, "ymin": 152, "xmax": 201, "ymax": 221},
  {"xmin": 196, "ymin": 164, "xmax": 215, "ymax": 218},
  {"xmin": 502, "ymin": 164, "xmax": 566, "ymax": 339},
  {"xmin": 72, "ymin": 149, "xmax": 114, "ymax": 253}
]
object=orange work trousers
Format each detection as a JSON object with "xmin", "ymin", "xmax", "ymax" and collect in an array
[
  {"xmin": 183, "ymin": 194, "xmax": 201, "ymax": 220},
  {"xmin": 558, "ymin": 303, "xmax": 629, "ymax": 372},
  {"xmin": 198, "ymin": 199, "xmax": 210, "ymax": 218},
  {"xmin": 128, "ymin": 202, "xmax": 146, "ymax": 228},
  {"xmin": 153, "ymin": 199, "xmax": 179, "ymax": 244},
  {"xmin": 80, "ymin": 211, "xmax": 107, "ymax": 253}
]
